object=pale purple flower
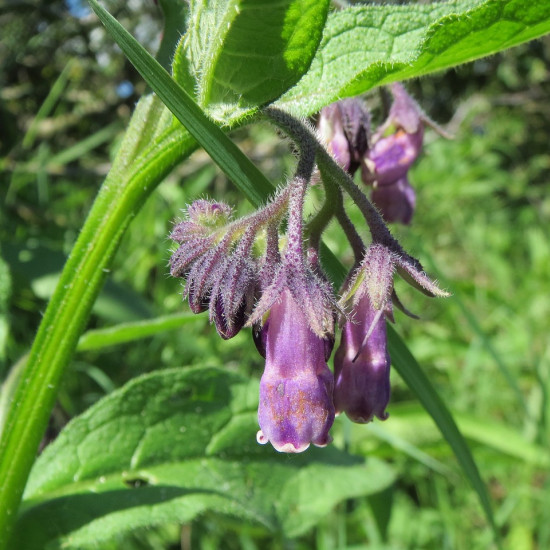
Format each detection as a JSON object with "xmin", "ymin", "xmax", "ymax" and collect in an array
[
  {"xmin": 361, "ymin": 83, "xmax": 439, "ymax": 225},
  {"xmin": 362, "ymin": 128, "xmax": 423, "ymax": 187},
  {"xmin": 371, "ymin": 175, "xmax": 416, "ymax": 225}
]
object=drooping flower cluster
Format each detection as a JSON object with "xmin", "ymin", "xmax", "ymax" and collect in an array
[
  {"xmin": 169, "ymin": 88, "xmax": 449, "ymax": 453},
  {"xmin": 320, "ymin": 83, "xmax": 449, "ymax": 225}
]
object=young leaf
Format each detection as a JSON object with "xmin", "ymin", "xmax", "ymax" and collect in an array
[
  {"xmin": 276, "ymin": 0, "xmax": 550, "ymax": 116},
  {"xmin": 17, "ymin": 367, "xmax": 395, "ymax": 548},
  {"xmin": 175, "ymin": 0, "xmax": 330, "ymax": 123}
]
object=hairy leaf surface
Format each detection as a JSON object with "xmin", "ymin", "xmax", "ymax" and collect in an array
[
  {"xmin": 17, "ymin": 367, "xmax": 395, "ymax": 548},
  {"xmin": 175, "ymin": 0, "xmax": 330, "ymax": 122},
  {"xmin": 277, "ymin": 0, "xmax": 550, "ymax": 116}
]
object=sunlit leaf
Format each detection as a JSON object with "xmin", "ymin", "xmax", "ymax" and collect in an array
[
  {"xmin": 175, "ymin": 0, "xmax": 329, "ymax": 123},
  {"xmin": 277, "ymin": 0, "xmax": 550, "ymax": 116},
  {"xmin": 18, "ymin": 367, "xmax": 395, "ymax": 548}
]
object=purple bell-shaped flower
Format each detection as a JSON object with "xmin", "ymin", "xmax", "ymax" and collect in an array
[
  {"xmin": 333, "ymin": 294, "xmax": 391, "ymax": 423},
  {"xmin": 256, "ymin": 289, "xmax": 334, "ymax": 452}
]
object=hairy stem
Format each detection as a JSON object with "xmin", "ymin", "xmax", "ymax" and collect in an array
[
  {"xmin": 264, "ymin": 107, "xmax": 416, "ymax": 265},
  {"xmin": 0, "ymin": 101, "xmax": 196, "ymax": 547},
  {"xmin": 334, "ymin": 196, "xmax": 365, "ymax": 265}
]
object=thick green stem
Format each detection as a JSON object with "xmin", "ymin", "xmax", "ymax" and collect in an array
[
  {"xmin": 0, "ymin": 106, "xmax": 197, "ymax": 547},
  {"xmin": 306, "ymin": 172, "xmax": 338, "ymax": 252}
]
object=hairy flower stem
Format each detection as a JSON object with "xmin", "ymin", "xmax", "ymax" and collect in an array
[
  {"xmin": 334, "ymin": 200, "xmax": 365, "ymax": 265},
  {"xmin": 263, "ymin": 108, "xmax": 411, "ymax": 262},
  {"xmin": 263, "ymin": 108, "xmax": 316, "ymax": 266},
  {"xmin": 286, "ymin": 175, "xmax": 309, "ymax": 264}
]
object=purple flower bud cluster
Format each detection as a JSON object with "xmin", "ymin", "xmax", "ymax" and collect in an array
[
  {"xmin": 169, "ymin": 96, "xmax": 450, "ymax": 453},
  {"xmin": 320, "ymin": 83, "xmax": 448, "ymax": 225}
]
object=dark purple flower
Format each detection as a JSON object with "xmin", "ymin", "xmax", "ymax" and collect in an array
[
  {"xmin": 256, "ymin": 290, "xmax": 334, "ymax": 452},
  {"xmin": 334, "ymin": 294, "xmax": 391, "ymax": 423}
]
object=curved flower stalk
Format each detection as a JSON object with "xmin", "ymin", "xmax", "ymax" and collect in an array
[{"xmin": 169, "ymin": 89, "xmax": 450, "ymax": 451}]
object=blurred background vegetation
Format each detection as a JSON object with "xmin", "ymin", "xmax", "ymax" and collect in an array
[{"xmin": 1, "ymin": 1, "xmax": 550, "ymax": 549}]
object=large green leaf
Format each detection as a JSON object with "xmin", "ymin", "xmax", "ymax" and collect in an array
[
  {"xmin": 17, "ymin": 367, "xmax": 395, "ymax": 548},
  {"xmin": 277, "ymin": 0, "xmax": 550, "ymax": 116},
  {"xmin": 176, "ymin": 0, "xmax": 330, "ymax": 123}
]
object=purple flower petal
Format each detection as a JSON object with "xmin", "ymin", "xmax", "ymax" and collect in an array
[
  {"xmin": 334, "ymin": 295, "xmax": 391, "ymax": 424},
  {"xmin": 257, "ymin": 290, "xmax": 334, "ymax": 452},
  {"xmin": 371, "ymin": 176, "xmax": 416, "ymax": 225}
]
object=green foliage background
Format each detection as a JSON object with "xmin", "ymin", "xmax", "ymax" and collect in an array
[{"xmin": 1, "ymin": 1, "xmax": 550, "ymax": 548}]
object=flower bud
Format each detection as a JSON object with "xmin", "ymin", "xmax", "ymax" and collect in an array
[
  {"xmin": 319, "ymin": 98, "xmax": 371, "ymax": 175},
  {"xmin": 209, "ymin": 256, "xmax": 256, "ymax": 339},
  {"xmin": 334, "ymin": 294, "xmax": 391, "ymax": 423},
  {"xmin": 371, "ymin": 175, "xmax": 416, "ymax": 225},
  {"xmin": 361, "ymin": 83, "xmax": 428, "ymax": 225},
  {"xmin": 187, "ymin": 199, "xmax": 232, "ymax": 228}
]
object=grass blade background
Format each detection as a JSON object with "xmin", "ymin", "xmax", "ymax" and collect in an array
[
  {"xmin": 387, "ymin": 325, "xmax": 499, "ymax": 541},
  {"xmin": 77, "ymin": 312, "xmax": 202, "ymax": 351}
]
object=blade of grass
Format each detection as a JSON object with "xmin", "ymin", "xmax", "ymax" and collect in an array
[
  {"xmin": 22, "ymin": 59, "xmax": 75, "ymax": 150},
  {"xmin": 47, "ymin": 122, "xmax": 121, "ymax": 168},
  {"xmin": 88, "ymin": 2, "xmax": 499, "ymax": 543},
  {"xmin": 387, "ymin": 324, "xmax": 500, "ymax": 544},
  {"xmin": 419, "ymin": 247, "xmax": 528, "ymax": 415}
]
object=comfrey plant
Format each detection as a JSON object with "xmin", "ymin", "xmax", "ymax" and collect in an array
[
  {"xmin": 169, "ymin": 95, "xmax": 449, "ymax": 453},
  {"xmin": 1, "ymin": 0, "xmax": 548, "ymax": 547}
]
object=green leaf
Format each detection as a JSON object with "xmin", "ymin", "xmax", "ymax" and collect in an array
[
  {"xmin": 17, "ymin": 367, "xmax": 395, "ymax": 548},
  {"xmin": 276, "ymin": 0, "xmax": 550, "ymax": 116},
  {"xmin": 387, "ymin": 325, "xmax": 500, "ymax": 543},
  {"xmin": 76, "ymin": 312, "xmax": 204, "ymax": 351},
  {"xmin": 176, "ymin": 0, "xmax": 330, "ymax": 123}
]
